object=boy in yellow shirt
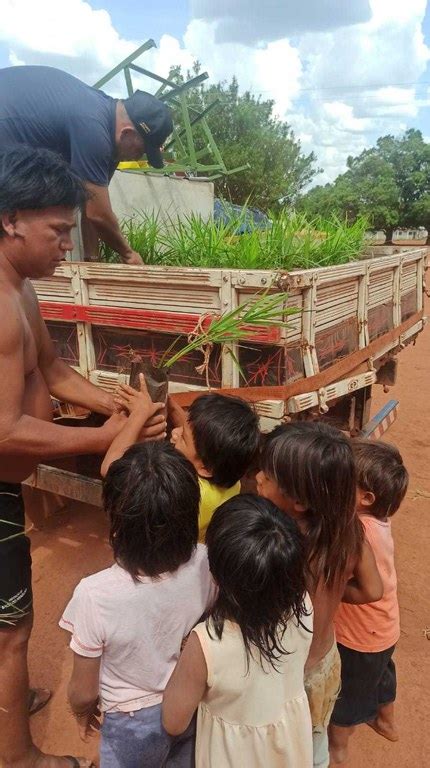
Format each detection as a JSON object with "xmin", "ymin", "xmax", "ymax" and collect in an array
[{"xmin": 169, "ymin": 393, "xmax": 260, "ymax": 541}]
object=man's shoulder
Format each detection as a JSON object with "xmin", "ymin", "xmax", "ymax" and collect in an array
[{"xmin": 0, "ymin": 284, "xmax": 23, "ymax": 349}]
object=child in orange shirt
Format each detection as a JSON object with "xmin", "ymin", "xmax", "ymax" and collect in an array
[{"xmin": 329, "ymin": 440, "xmax": 409, "ymax": 765}]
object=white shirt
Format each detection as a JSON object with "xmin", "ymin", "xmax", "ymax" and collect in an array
[{"xmin": 60, "ymin": 544, "xmax": 216, "ymax": 713}]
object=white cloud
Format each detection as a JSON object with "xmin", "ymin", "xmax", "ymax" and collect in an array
[
  {"xmin": 288, "ymin": 0, "xmax": 430, "ymax": 181},
  {"xmin": 184, "ymin": 20, "xmax": 302, "ymax": 115},
  {"xmin": 0, "ymin": 0, "xmax": 428, "ymax": 184},
  {"xmin": 191, "ymin": 0, "xmax": 372, "ymax": 44},
  {"xmin": 0, "ymin": 0, "xmax": 136, "ymax": 83}
]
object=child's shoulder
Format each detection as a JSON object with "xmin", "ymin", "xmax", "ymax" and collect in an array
[
  {"xmin": 184, "ymin": 543, "xmax": 210, "ymax": 573},
  {"xmin": 75, "ymin": 563, "xmax": 127, "ymax": 597},
  {"xmin": 360, "ymin": 513, "xmax": 392, "ymax": 533}
]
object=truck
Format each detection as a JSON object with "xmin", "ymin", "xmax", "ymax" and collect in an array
[{"xmin": 24, "ymin": 246, "xmax": 427, "ymax": 512}]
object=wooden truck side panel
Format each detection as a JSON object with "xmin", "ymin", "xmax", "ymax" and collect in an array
[
  {"xmin": 24, "ymin": 248, "xmax": 427, "ymax": 511},
  {"xmin": 32, "ymin": 248, "xmax": 427, "ymax": 431}
]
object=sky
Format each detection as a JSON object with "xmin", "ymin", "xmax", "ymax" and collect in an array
[{"xmin": 1, "ymin": 0, "xmax": 429, "ymax": 184}]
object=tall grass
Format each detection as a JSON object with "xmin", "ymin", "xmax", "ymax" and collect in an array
[{"xmin": 99, "ymin": 209, "xmax": 368, "ymax": 270}]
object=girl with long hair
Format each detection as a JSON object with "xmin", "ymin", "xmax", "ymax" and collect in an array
[
  {"xmin": 257, "ymin": 421, "xmax": 382, "ymax": 768},
  {"xmin": 162, "ymin": 494, "xmax": 314, "ymax": 767}
]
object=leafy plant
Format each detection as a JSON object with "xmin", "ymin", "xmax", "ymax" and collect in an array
[{"xmin": 157, "ymin": 291, "xmax": 297, "ymax": 382}]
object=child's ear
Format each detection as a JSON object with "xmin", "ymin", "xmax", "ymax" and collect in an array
[
  {"xmin": 293, "ymin": 500, "xmax": 307, "ymax": 514},
  {"xmin": 358, "ymin": 488, "xmax": 375, "ymax": 509},
  {"xmin": 195, "ymin": 459, "xmax": 213, "ymax": 480}
]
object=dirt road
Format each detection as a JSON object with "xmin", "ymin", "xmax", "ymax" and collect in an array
[{"xmin": 29, "ymin": 314, "xmax": 430, "ymax": 767}]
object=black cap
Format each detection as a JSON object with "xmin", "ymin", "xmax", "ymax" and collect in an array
[{"xmin": 122, "ymin": 91, "xmax": 173, "ymax": 168}]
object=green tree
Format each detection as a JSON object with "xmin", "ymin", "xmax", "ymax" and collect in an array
[
  {"xmin": 167, "ymin": 68, "xmax": 318, "ymax": 210},
  {"xmin": 298, "ymin": 129, "xmax": 430, "ymax": 243}
]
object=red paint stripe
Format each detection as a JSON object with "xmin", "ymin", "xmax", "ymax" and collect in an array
[{"xmin": 39, "ymin": 301, "xmax": 280, "ymax": 342}]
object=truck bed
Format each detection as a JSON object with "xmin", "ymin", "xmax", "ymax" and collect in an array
[{"xmin": 32, "ymin": 247, "xmax": 427, "ymax": 428}]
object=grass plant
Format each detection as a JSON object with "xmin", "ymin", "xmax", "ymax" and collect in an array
[
  {"xmin": 99, "ymin": 208, "xmax": 368, "ymax": 270},
  {"xmin": 157, "ymin": 291, "xmax": 297, "ymax": 376}
]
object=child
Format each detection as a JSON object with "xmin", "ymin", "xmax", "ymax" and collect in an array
[
  {"xmin": 329, "ymin": 440, "xmax": 409, "ymax": 765},
  {"xmin": 256, "ymin": 422, "xmax": 383, "ymax": 768},
  {"xmin": 162, "ymin": 494, "xmax": 314, "ymax": 767},
  {"xmin": 169, "ymin": 393, "xmax": 260, "ymax": 541},
  {"xmin": 60, "ymin": 383, "xmax": 216, "ymax": 768}
]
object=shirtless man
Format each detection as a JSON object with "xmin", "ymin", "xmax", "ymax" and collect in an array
[{"xmin": 0, "ymin": 146, "xmax": 166, "ymax": 768}]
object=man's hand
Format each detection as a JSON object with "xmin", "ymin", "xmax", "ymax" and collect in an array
[
  {"xmin": 74, "ymin": 700, "xmax": 101, "ymax": 742},
  {"xmin": 123, "ymin": 249, "xmax": 143, "ymax": 265}
]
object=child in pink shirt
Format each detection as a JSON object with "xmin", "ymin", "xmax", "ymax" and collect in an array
[
  {"xmin": 329, "ymin": 440, "xmax": 409, "ymax": 765},
  {"xmin": 60, "ymin": 382, "xmax": 216, "ymax": 768}
]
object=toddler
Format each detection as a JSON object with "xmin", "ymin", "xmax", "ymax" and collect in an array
[
  {"xmin": 329, "ymin": 440, "xmax": 409, "ymax": 764},
  {"xmin": 169, "ymin": 393, "xmax": 260, "ymax": 540}
]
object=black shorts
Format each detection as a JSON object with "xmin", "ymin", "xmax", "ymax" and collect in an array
[
  {"xmin": 330, "ymin": 642, "xmax": 396, "ymax": 727},
  {"xmin": 0, "ymin": 482, "xmax": 33, "ymax": 628}
]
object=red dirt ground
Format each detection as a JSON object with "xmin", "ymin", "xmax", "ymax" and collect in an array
[{"xmin": 29, "ymin": 306, "xmax": 430, "ymax": 767}]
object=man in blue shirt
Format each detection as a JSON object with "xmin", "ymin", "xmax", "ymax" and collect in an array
[{"xmin": 0, "ymin": 66, "xmax": 173, "ymax": 264}]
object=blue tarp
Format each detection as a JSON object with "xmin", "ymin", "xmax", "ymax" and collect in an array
[{"xmin": 213, "ymin": 199, "xmax": 270, "ymax": 233}]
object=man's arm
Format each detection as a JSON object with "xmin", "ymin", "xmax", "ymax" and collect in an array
[
  {"xmin": 85, "ymin": 183, "xmax": 142, "ymax": 265},
  {"xmin": 0, "ymin": 302, "xmax": 125, "ymax": 459},
  {"xmin": 37, "ymin": 315, "xmax": 115, "ymax": 416},
  {"xmin": 35, "ymin": 299, "xmax": 167, "ymax": 442}
]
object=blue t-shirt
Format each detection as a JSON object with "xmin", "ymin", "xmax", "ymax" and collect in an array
[{"xmin": 0, "ymin": 65, "xmax": 117, "ymax": 186}]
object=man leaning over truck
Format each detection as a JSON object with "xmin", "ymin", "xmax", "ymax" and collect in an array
[
  {"xmin": 0, "ymin": 65, "xmax": 173, "ymax": 265},
  {"xmin": 0, "ymin": 146, "xmax": 166, "ymax": 768}
]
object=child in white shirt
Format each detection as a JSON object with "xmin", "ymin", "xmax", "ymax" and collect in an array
[{"xmin": 60, "ymin": 380, "xmax": 216, "ymax": 768}]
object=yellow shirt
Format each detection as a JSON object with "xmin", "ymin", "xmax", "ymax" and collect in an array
[{"xmin": 198, "ymin": 478, "xmax": 241, "ymax": 543}]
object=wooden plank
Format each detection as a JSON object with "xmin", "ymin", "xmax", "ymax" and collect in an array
[
  {"xmin": 170, "ymin": 310, "xmax": 424, "ymax": 407},
  {"xmin": 23, "ymin": 465, "xmax": 103, "ymax": 507}
]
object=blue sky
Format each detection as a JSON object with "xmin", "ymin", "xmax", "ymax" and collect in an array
[
  {"xmin": 0, "ymin": 0, "xmax": 429, "ymax": 180},
  {"xmin": 89, "ymin": 0, "xmax": 189, "ymax": 43}
]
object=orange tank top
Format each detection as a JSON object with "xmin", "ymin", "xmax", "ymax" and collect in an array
[{"xmin": 334, "ymin": 515, "xmax": 400, "ymax": 653}]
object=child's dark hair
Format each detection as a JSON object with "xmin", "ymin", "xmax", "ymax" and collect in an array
[
  {"xmin": 0, "ymin": 146, "xmax": 87, "ymax": 234},
  {"xmin": 261, "ymin": 421, "xmax": 362, "ymax": 589},
  {"xmin": 205, "ymin": 494, "xmax": 310, "ymax": 669},
  {"xmin": 103, "ymin": 441, "xmax": 200, "ymax": 578},
  {"xmin": 353, "ymin": 439, "xmax": 409, "ymax": 518},
  {"xmin": 188, "ymin": 393, "xmax": 260, "ymax": 488}
]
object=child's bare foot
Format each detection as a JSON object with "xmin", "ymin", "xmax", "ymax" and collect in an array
[
  {"xmin": 329, "ymin": 746, "xmax": 349, "ymax": 765},
  {"xmin": 16, "ymin": 749, "xmax": 95, "ymax": 768},
  {"xmin": 366, "ymin": 718, "xmax": 399, "ymax": 742}
]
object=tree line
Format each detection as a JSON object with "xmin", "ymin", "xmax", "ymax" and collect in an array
[{"xmin": 168, "ymin": 68, "xmax": 430, "ymax": 242}]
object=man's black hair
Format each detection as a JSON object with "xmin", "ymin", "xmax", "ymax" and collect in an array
[
  {"xmin": 103, "ymin": 441, "xmax": 200, "ymax": 579},
  {"xmin": 189, "ymin": 393, "xmax": 260, "ymax": 488},
  {"xmin": 0, "ymin": 146, "xmax": 87, "ymax": 235}
]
